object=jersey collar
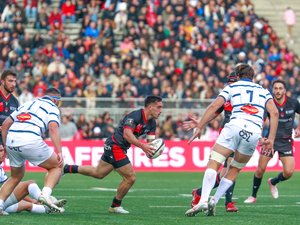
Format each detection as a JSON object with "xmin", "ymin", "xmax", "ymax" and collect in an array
[
  {"xmin": 274, "ymin": 95, "xmax": 287, "ymax": 107},
  {"xmin": 0, "ymin": 89, "xmax": 11, "ymax": 101},
  {"xmin": 239, "ymin": 78, "xmax": 252, "ymax": 82},
  {"xmin": 142, "ymin": 109, "xmax": 148, "ymax": 124}
]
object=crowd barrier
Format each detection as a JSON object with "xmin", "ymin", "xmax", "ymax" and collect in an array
[{"xmin": 2, "ymin": 140, "xmax": 299, "ymax": 172}]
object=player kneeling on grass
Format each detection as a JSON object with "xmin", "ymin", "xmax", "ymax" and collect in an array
[
  {"xmin": 0, "ymin": 147, "xmax": 66, "ymax": 215},
  {"xmin": 63, "ymin": 96, "xmax": 163, "ymax": 214},
  {"xmin": 184, "ymin": 64, "xmax": 278, "ymax": 217}
]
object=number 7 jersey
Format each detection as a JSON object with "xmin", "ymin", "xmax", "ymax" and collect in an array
[{"xmin": 219, "ymin": 78, "xmax": 273, "ymax": 133}]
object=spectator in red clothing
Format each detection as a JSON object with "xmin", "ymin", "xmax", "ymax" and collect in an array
[
  {"xmin": 49, "ymin": 7, "xmax": 63, "ymax": 32},
  {"xmin": 61, "ymin": 0, "xmax": 76, "ymax": 23},
  {"xmin": 24, "ymin": 0, "xmax": 38, "ymax": 20},
  {"xmin": 33, "ymin": 75, "xmax": 47, "ymax": 97}
]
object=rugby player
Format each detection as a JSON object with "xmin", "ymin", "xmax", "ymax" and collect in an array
[
  {"xmin": 244, "ymin": 80, "xmax": 300, "ymax": 203},
  {"xmin": 63, "ymin": 96, "xmax": 163, "ymax": 214},
  {"xmin": 185, "ymin": 64, "xmax": 278, "ymax": 217}
]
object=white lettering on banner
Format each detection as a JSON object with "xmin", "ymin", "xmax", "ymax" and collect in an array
[
  {"xmin": 75, "ymin": 147, "xmax": 92, "ymax": 165},
  {"xmin": 152, "ymin": 149, "xmax": 168, "ymax": 167},
  {"xmin": 130, "ymin": 148, "xmax": 152, "ymax": 167},
  {"xmin": 91, "ymin": 147, "xmax": 104, "ymax": 166},
  {"xmin": 62, "ymin": 147, "xmax": 75, "ymax": 165},
  {"xmin": 168, "ymin": 147, "xmax": 185, "ymax": 167},
  {"xmin": 192, "ymin": 146, "xmax": 211, "ymax": 167}
]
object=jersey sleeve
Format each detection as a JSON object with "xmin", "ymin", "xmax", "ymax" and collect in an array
[
  {"xmin": 295, "ymin": 99, "xmax": 300, "ymax": 114},
  {"xmin": 47, "ymin": 106, "xmax": 61, "ymax": 127},
  {"xmin": 218, "ymin": 85, "xmax": 231, "ymax": 102},
  {"xmin": 123, "ymin": 112, "xmax": 138, "ymax": 131}
]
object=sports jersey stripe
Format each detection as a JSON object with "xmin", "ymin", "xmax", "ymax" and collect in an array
[
  {"xmin": 231, "ymin": 117, "xmax": 261, "ymax": 129},
  {"xmin": 15, "ymin": 120, "xmax": 42, "ymax": 129},
  {"xmin": 37, "ymin": 98, "xmax": 56, "ymax": 107},
  {"xmin": 231, "ymin": 111, "xmax": 263, "ymax": 120},
  {"xmin": 29, "ymin": 112, "xmax": 47, "ymax": 130},
  {"xmin": 8, "ymin": 129, "xmax": 41, "ymax": 137},
  {"xmin": 49, "ymin": 112, "xmax": 59, "ymax": 119},
  {"xmin": 232, "ymin": 103, "xmax": 265, "ymax": 110},
  {"xmin": 48, "ymin": 120, "xmax": 60, "ymax": 127},
  {"xmin": 27, "ymin": 101, "xmax": 36, "ymax": 110},
  {"xmin": 16, "ymin": 105, "xmax": 25, "ymax": 111},
  {"xmin": 259, "ymin": 94, "xmax": 266, "ymax": 99},
  {"xmin": 232, "ymin": 93, "xmax": 241, "ymax": 98},
  {"xmin": 229, "ymin": 84, "xmax": 263, "ymax": 89},
  {"xmin": 39, "ymin": 106, "xmax": 49, "ymax": 114}
]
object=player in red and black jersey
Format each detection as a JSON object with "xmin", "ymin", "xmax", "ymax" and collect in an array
[
  {"xmin": 63, "ymin": 96, "xmax": 163, "ymax": 214},
  {"xmin": 183, "ymin": 72, "xmax": 239, "ymax": 212},
  {"xmin": 0, "ymin": 70, "xmax": 19, "ymax": 149},
  {"xmin": 244, "ymin": 80, "xmax": 300, "ymax": 203}
]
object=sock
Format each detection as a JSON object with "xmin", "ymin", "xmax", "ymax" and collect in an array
[
  {"xmin": 0, "ymin": 199, "xmax": 4, "ymax": 209},
  {"xmin": 225, "ymin": 181, "xmax": 236, "ymax": 205},
  {"xmin": 64, "ymin": 165, "xmax": 79, "ymax": 174},
  {"xmin": 111, "ymin": 197, "xmax": 122, "ymax": 208},
  {"xmin": 252, "ymin": 175, "xmax": 262, "ymax": 198},
  {"xmin": 28, "ymin": 183, "xmax": 42, "ymax": 200},
  {"xmin": 3, "ymin": 194, "xmax": 18, "ymax": 209},
  {"xmin": 31, "ymin": 204, "xmax": 47, "ymax": 213},
  {"xmin": 197, "ymin": 173, "xmax": 220, "ymax": 195},
  {"xmin": 199, "ymin": 168, "xmax": 217, "ymax": 203},
  {"xmin": 271, "ymin": 172, "xmax": 287, "ymax": 185},
  {"xmin": 213, "ymin": 178, "xmax": 233, "ymax": 204},
  {"xmin": 42, "ymin": 187, "xmax": 52, "ymax": 197}
]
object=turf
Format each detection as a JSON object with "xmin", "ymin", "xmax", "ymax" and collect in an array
[{"xmin": 1, "ymin": 171, "xmax": 300, "ymax": 225}]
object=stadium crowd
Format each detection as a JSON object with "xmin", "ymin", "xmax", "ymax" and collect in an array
[{"xmin": 0, "ymin": 0, "xmax": 299, "ymax": 140}]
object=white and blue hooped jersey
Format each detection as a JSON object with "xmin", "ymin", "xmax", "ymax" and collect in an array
[
  {"xmin": 0, "ymin": 165, "xmax": 8, "ymax": 185},
  {"xmin": 219, "ymin": 78, "xmax": 273, "ymax": 133},
  {"xmin": 6, "ymin": 96, "xmax": 61, "ymax": 146}
]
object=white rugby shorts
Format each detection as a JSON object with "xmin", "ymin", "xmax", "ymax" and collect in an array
[
  {"xmin": 216, "ymin": 121, "xmax": 261, "ymax": 156},
  {"xmin": 6, "ymin": 141, "xmax": 53, "ymax": 167}
]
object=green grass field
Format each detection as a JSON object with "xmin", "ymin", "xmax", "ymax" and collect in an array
[{"xmin": 1, "ymin": 171, "xmax": 300, "ymax": 225}]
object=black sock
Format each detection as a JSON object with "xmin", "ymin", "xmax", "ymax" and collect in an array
[
  {"xmin": 271, "ymin": 172, "xmax": 287, "ymax": 185},
  {"xmin": 64, "ymin": 165, "xmax": 79, "ymax": 174},
  {"xmin": 252, "ymin": 175, "xmax": 262, "ymax": 198},
  {"xmin": 225, "ymin": 182, "xmax": 236, "ymax": 205},
  {"xmin": 196, "ymin": 173, "xmax": 220, "ymax": 195},
  {"xmin": 111, "ymin": 197, "xmax": 122, "ymax": 208}
]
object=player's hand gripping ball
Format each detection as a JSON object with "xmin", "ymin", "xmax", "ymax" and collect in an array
[{"xmin": 148, "ymin": 138, "xmax": 165, "ymax": 159}]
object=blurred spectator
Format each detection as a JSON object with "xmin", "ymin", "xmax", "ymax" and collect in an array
[
  {"xmin": 24, "ymin": 0, "xmax": 38, "ymax": 21},
  {"xmin": 49, "ymin": 7, "xmax": 63, "ymax": 32},
  {"xmin": 61, "ymin": 0, "xmax": 76, "ymax": 23},
  {"xmin": 60, "ymin": 115, "xmax": 78, "ymax": 140},
  {"xmin": 18, "ymin": 87, "xmax": 34, "ymax": 105},
  {"xmin": 284, "ymin": 6, "xmax": 296, "ymax": 44},
  {"xmin": 84, "ymin": 21, "xmax": 99, "ymax": 38}
]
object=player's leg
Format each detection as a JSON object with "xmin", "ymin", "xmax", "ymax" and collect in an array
[
  {"xmin": 244, "ymin": 153, "xmax": 271, "ymax": 203},
  {"xmin": 224, "ymin": 155, "xmax": 238, "ymax": 212},
  {"xmin": 268, "ymin": 155, "xmax": 294, "ymax": 199},
  {"xmin": 0, "ymin": 166, "xmax": 25, "ymax": 212},
  {"xmin": 5, "ymin": 200, "xmax": 49, "ymax": 214},
  {"xmin": 108, "ymin": 163, "xmax": 135, "ymax": 214}
]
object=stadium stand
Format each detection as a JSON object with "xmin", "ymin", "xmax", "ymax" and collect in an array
[{"xmin": 0, "ymin": 0, "xmax": 299, "ymax": 140}]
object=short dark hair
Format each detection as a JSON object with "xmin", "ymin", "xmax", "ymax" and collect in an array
[
  {"xmin": 1, "ymin": 70, "xmax": 17, "ymax": 80},
  {"xmin": 272, "ymin": 80, "xmax": 286, "ymax": 89},
  {"xmin": 227, "ymin": 71, "xmax": 238, "ymax": 83},
  {"xmin": 45, "ymin": 87, "xmax": 61, "ymax": 96},
  {"xmin": 144, "ymin": 95, "xmax": 162, "ymax": 107},
  {"xmin": 234, "ymin": 63, "xmax": 254, "ymax": 79}
]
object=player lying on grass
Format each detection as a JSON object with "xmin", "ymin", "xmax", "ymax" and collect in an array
[{"xmin": 0, "ymin": 144, "xmax": 66, "ymax": 215}]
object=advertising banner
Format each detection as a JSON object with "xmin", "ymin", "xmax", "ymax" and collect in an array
[{"xmin": 2, "ymin": 140, "xmax": 299, "ymax": 172}]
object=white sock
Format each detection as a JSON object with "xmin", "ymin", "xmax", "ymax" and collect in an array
[
  {"xmin": 3, "ymin": 194, "xmax": 18, "ymax": 209},
  {"xmin": 213, "ymin": 178, "xmax": 234, "ymax": 204},
  {"xmin": 199, "ymin": 168, "xmax": 217, "ymax": 204},
  {"xmin": 42, "ymin": 187, "xmax": 52, "ymax": 197},
  {"xmin": 31, "ymin": 204, "xmax": 47, "ymax": 214},
  {"xmin": 28, "ymin": 183, "xmax": 42, "ymax": 200},
  {"xmin": 0, "ymin": 199, "xmax": 4, "ymax": 209}
]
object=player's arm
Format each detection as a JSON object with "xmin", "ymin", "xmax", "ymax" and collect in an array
[
  {"xmin": 189, "ymin": 96, "xmax": 225, "ymax": 143},
  {"xmin": 48, "ymin": 121, "xmax": 63, "ymax": 167},
  {"xmin": 1, "ymin": 116, "xmax": 14, "ymax": 148},
  {"xmin": 123, "ymin": 128, "xmax": 155, "ymax": 156},
  {"xmin": 264, "ymin": 99, "xmax": 279, "ymax": 152},
  {"xmin": 294, "ymin": 100, "xmax": 300, "ymax": 138}
]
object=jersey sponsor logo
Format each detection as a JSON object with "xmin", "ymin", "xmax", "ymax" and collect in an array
[
  {"xmin": 239, "ymin": 129, "xmax": 253, "ymax": 142},
  {"xmin": 134, "ymin": 124, "xmax": 143, "ymax": 133},
  {"xmin": 16, "ymin": 112, "xmax": 31, "ymax": 122},
  {"xmin": 241, "ymin": 104, "xmax": 259, "ymax": 114},
  {"xmin": 286, "ymin": 110, "xmax": 294, "ymax": 114},
  {"xmin": 124, "ymin": 118, "xmax": 134, "ymax": 126}
]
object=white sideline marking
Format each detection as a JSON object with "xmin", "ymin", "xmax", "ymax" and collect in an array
[{"xmin": 149, "ymin": 205, "xmax": 300, "ymax": 208}]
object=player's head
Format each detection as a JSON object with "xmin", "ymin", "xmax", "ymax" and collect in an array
[
  {"xmin": 234, "ymin": 63, "xmax": 254, "ymax": 80},
  {"xmin": 0, "ymin": 70, "xmax": 17, "ymax": 94},
  {"xmin": 227, "ymin": 71, "xmax": 238, "ymax": 84},
  {"xmin": 272, "ymin": 80, "xmax": 286, "ymax": 101},
  {"xmin": 144, "ymin": 95, "xmax": 163, "ymax": 119},
  {"xmin": 45, "ymin": 87, "xmax": 62, "ymax": 107}
]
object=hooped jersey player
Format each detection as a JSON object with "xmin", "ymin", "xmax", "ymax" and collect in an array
[
  {"xmin": 0, "ymin": 90, "xmax": 19, "ymax": 145},
  {"xmin": 106, "ymin": 109, "xmax": 156, "ymax": 152}
]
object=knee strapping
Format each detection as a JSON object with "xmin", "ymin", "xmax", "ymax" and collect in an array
[
  {"xmin": 230, "ymin": 160, "xmax": 247, "ymax": 169},
  {"xmin": 210, "ymin": 151, "xmax": 226, "ymax": 164}
]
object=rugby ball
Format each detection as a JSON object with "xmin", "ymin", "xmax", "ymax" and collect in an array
[{"xmin": 148, "ymin": 138, "xmax": 165, "ymax": 159}]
